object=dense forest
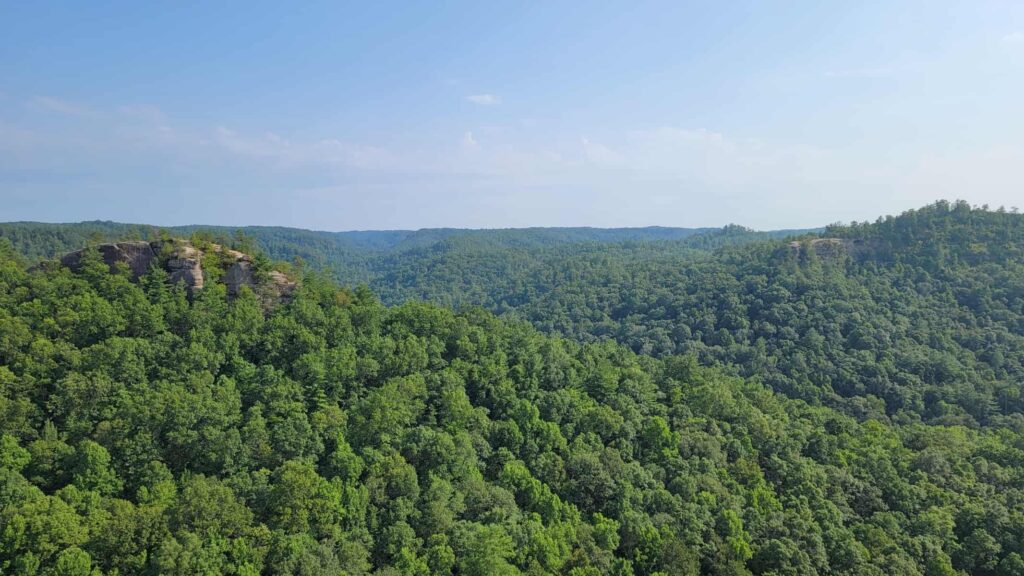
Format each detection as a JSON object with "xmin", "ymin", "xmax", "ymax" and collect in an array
[
  {"xmin": 424, "ymin": 202, "xmax": 1024, "ymax": 429},
  {"xmin": 1, "ymin": 201, "xmax": 1024, "ymax": 575}
]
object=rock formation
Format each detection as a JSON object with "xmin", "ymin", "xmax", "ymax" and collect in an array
[
  {"xmin": 223, "ymin": 258, "xmax": 254, "ymax": 296},
  {"xmin": 165, "ymin": 243, "xmax": 204, "ymax": 291},
  {"xmin": 59, "ymin": 239, "xmax": 296, "ymax": 301},
  {"xmin": 60, "ymin": 240, "xmax": 157, "ymax": 279},
  {"xmin": 786, "ymin": 237, "xmax": 882, "ymax": 261}
]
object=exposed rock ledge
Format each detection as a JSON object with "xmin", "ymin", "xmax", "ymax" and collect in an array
[
  {"xmin": 786, "ymin": 237, "xmax": 882, "ymax": 261},
  {"xmin": 60, "ymin": 240, "xmax": 296, "ymax": 300}
]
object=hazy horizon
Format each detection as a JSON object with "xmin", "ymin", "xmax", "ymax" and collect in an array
[{"xmin": 0, "ymin": 217, "xmax": 822, "ymax": 235}]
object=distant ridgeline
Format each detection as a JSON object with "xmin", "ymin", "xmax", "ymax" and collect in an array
[
  {"xmin": 0, "ymin": 221, "xmax": 807, "ymax": 263},
  {"xmin": 3, "ymin": 205, "xmax": 1024, "ymax": 575}
]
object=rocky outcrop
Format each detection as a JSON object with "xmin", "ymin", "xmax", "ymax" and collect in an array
[
  {"xmin": 62, "ymin": 240, "xmax": 206, "ymax": 292},
  {"xmin": 166, "ymin": 243, "xmax": 204, "ymax": 291},
  {"xmin": 223, "ymin": 258, "xmax": 297, "ymax": 299},
  {"xmin": 60, "ymin": 239, "xmax": 295, "ymax": 301},
  {"xmin": 268, "ymin": 270, "xmax": 298, "ymax": 300},
  {"xmin": 223, "ymin": 259, "xmax": 254, "ymax": 297},
  {"xmin": 60, "ymin": 240, "xmax": 157, "ymax": 279},
  {"xmin": 786, "ymin": 237, "xmax": 882, "ymax": 261}
]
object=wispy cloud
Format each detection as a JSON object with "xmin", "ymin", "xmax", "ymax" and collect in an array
[
  {"xmin": 7, "ymin": 92, "xmax": 401, "ymax": 172},
  {"xmin": 27, "ymin": 96, "xmax": 97, "ymax": 117},
  {"xmin": 824, "ymin": 67, "xmax": 892, "ymax": 79},
  {"xmin": 581, "ymin": 137, "xmax": 623, "ymax": 165},
  {"xmin": 1003, "ymin": 31, "xmax": 1024, "ymax": 44},
  {"xmin": 461, "ymin": 131, "xmax": 480, "ymax": 151},
  {"xmin": 466, "ymin": 94, "xmax": 500, "ymax": 106},
  {"xmin": 213, "ymin": 126, "xmax": 393, "ymax": 169},
  {"xmin": 119, "ymin": 104, "xmax": 167, "ymax": 123}
]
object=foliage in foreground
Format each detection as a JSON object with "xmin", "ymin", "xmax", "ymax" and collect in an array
[{"xmin": 1, "ymin": 242, "xmax": 1024, "ymax": 575}]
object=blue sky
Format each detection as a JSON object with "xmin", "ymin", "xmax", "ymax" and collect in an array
[{"xmin": 1, "ymin": 1, "xmax": 1023, "ymax": 230}]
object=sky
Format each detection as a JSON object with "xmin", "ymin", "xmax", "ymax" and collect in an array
[{"xmin": 1, "ymin": 1, "xmax": 1023, "ymax": 231}]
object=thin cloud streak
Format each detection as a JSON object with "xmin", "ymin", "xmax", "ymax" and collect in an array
[
  {"xmin": 466, "ymin": 94, "xmax": 500, "ymax": 106},
  {"xmin": 27, "ymin": 96, "xmax": 98, "ymax": 117},
  {"xmin": 213, "ymin": 126, "xmax": 394, "ymax": 169},
  {"xmin": 824, "ymin": 67, "xmax": 893, "ymax": 78},
  {"xmin": 1002, "ymin": 31, "xmax": 1024, "ymax": 44}
]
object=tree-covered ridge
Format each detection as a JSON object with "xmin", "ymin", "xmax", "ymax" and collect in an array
[
  {"xmin": 826, "ymin": 200, "xmax": 1024, "ymax": 266},
  {"xmin": 410, "ymin": 202, "xmax": 1023, "ymax": 427},
  {"xmin": 2, "ymin": 240, "xmax": 1024, "ymax": 575}
]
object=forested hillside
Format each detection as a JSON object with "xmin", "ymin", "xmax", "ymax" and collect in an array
[
  {"xmin": 4, "ymin": 203, "xmax": 1023, "ymax": 429},
  {"xmin": 437, "ymin": 202, "xmax": 1024, "ymax": 429},
  {"xmin": 2, "ymin": 238, "xmax": 1024, "ymax": 575}
]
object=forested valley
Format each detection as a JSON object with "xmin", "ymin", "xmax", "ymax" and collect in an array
[{"xmin": 2, "ymin": 200, "xmax": 1024, "ymax": 575}]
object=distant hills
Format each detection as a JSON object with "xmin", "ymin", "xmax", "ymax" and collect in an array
[
  {"xmin": 0, "ymin": 220, "xmax": 815, "ymax": 307},
  {"xmin": 0, "ymin": 220, "xmax": 815, "ymax": 262}
]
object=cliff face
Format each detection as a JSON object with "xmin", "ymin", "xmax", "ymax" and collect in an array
[
  {"xmin": 59, "ymin": 240, "xmax": 157, "ymax": 279},
  {"xmin": 165, "ymin": 243, "xmax": 205, "ymax": 291},
  {"xmin": 60, "ymin": 240, "xmax": 296, "ymax": 300}
]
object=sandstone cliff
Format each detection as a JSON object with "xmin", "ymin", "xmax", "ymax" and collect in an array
[{"xmin": 60, "ymin": 239, "xmax": 296, "ymax": 301}]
